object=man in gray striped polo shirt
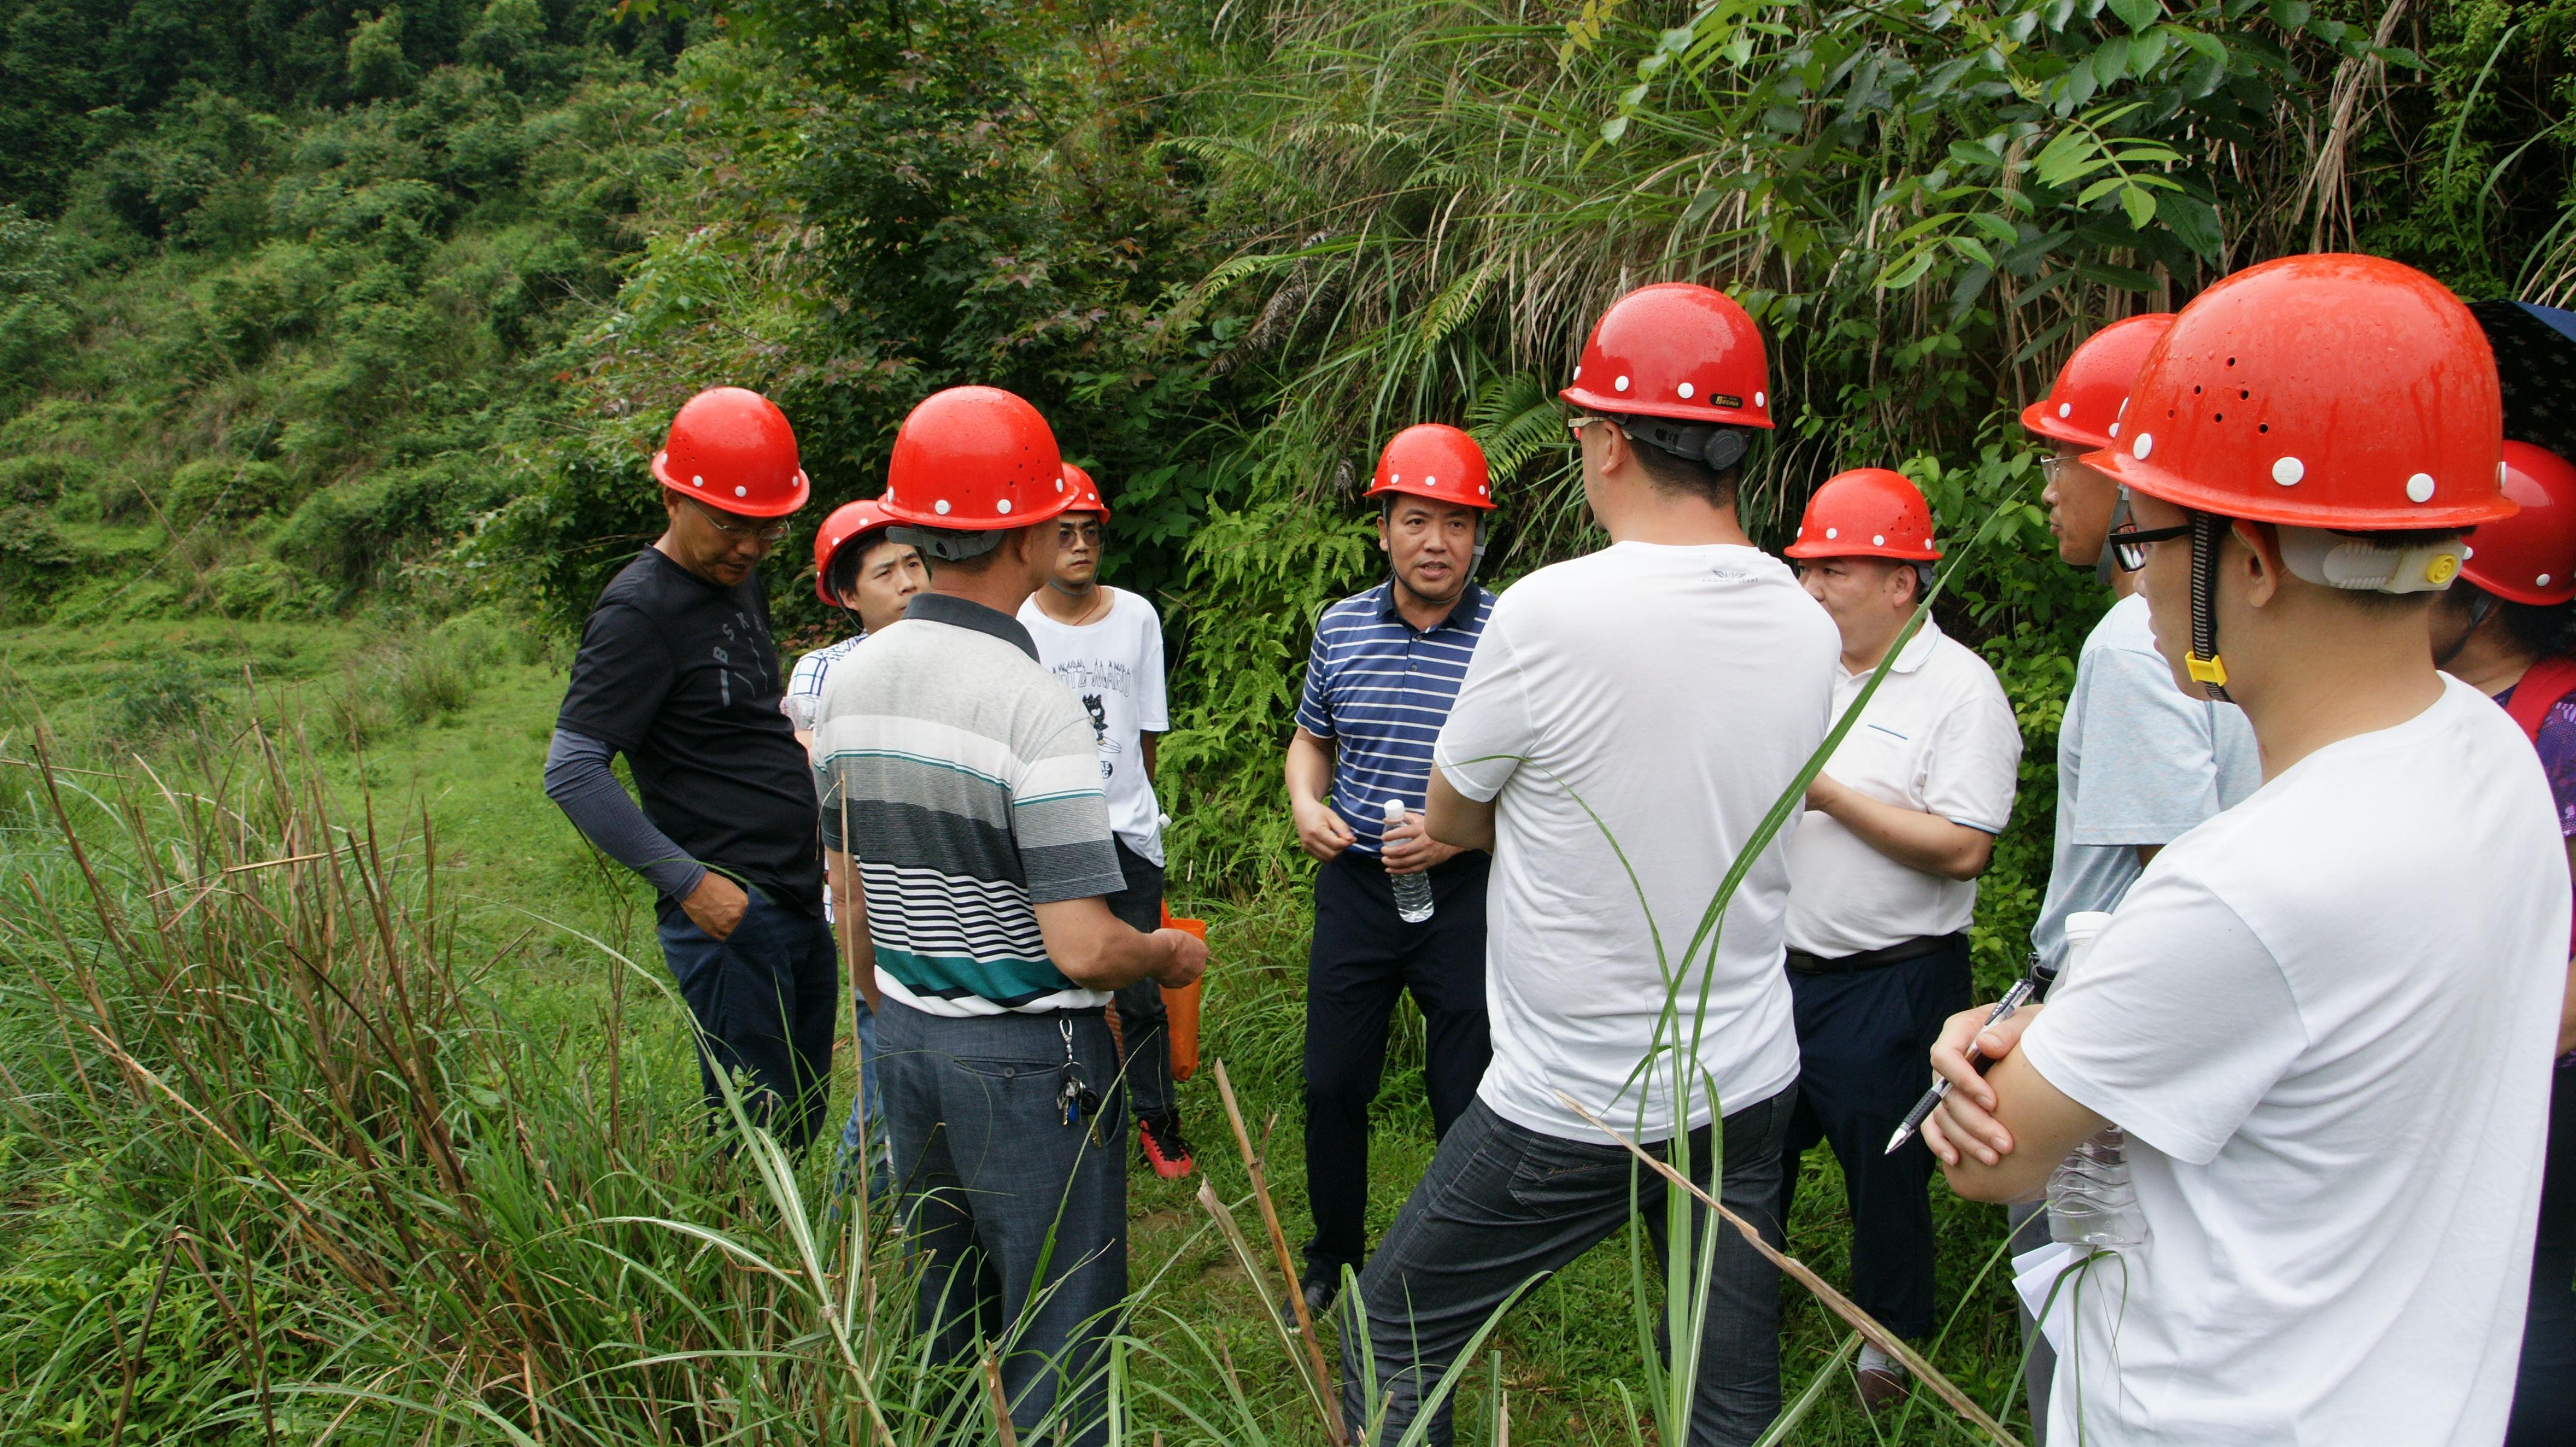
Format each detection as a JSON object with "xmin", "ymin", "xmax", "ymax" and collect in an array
[{"xmin": 812, "ymin": 386, "xmax": 1206, "ymax": 1447}]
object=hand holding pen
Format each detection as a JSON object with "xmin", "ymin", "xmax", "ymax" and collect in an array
[{"xmin": 1885, "ymin": 953, "xmax": 2058, "ymax": 1155}]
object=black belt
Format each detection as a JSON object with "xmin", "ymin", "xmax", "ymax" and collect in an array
[{"xmin": 1785, "ymin": 932, "xmax": 1963, "ymax": 977}]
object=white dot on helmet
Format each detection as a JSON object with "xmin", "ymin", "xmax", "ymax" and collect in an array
[
  {"xmin": 1825, "ymin": 527, "xmax": 1839, "ymax": 540},
  {"xmin": 997, "ymin": 499, "xmax": 1012, "ymax": 514},
  {"xmin": 1873, "ymin": 534, "xmax": 1886, "ymax": 546},
  {"xmin": 2405, "ymin": 473, "xmax": 2435, "ymax": 503},
  {"xmin": 2133, "ymin": 433, "xmax": 2153, "ymax": 459},
  {"xmin": 1425, "ymin": 475, "xmax": 1437, "ymax": 487},
  {"xmin": 1678, "ymin": 382, "xmax": 1695, "ymax": 399},
  {"xmin": 2059, "ymin": 403, "xmax": 2072, "ymax": 418},
  {"xmin": 734, "ymin": 486, "xmax": 747, "ymax": 497},
  {"xmin": 2543, "ymin": 574, "xmax": 2555, "ymax": 587},
  {"xmin": 1755, "ymin": 391, "xmax": 1767, "ymax": 408},
  {"xmin": 2271, "ymin": 456, "xmax": 2305, "ymax": 487},
  {"xmin": 1615, "ymin": 375, "xmax": 1630, "ymax": 392},
  {"xmin": 692, "ymin": 474, "xmax": 704, "ymax": 487},
  {"xmin": 935, "ymin": 499, "xmax": 952, "ymax": 515},
  {"xmin": 1572, "ymin": 365, "xmax": 1582, "ymax": 380}
]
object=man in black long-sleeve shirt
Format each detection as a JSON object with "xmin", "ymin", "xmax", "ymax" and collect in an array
[{"xmin": 543, "ymin": 386, "xmax": 836, "ymax": 1148}]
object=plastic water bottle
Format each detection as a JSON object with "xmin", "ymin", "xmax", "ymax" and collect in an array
[
  {"xmin": 2048, "ymin": 911, "xmax": 2148, "ymax": 1250},
  {"xmin": 1383, "ymin": 798, "xmax": 1435, "ymax": 924}
]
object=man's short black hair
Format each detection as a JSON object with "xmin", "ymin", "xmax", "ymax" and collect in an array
[
  {"xmin": 822, "ymin": 532, "xmax": 903, "ymax": 602},
  {"xmin": 1588, "ymin": 409, "xmax": 1748, "ymax": 508}
]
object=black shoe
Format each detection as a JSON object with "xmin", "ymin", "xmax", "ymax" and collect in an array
[{"xmin": 1277, "ymin": 1274, "xmax": 1336, "ymax": 1332}]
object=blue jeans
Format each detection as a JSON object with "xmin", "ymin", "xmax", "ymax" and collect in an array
[
  {"xmin": 1342, "ymin": 1087, "xmax": 1798, "ymax": 1446},
  {"xmin": 833, "ymin": 989, "xmax": 889, "ymax": 1197},
  {"xmin": 879, "ymin": 999, "xmax": 1127, "ymax": 1447},
  {"xmin": 655, "ymin": 891, "xmax": 838, "ymax": 1150}
]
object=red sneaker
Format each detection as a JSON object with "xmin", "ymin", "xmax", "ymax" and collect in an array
[{"xmin": 1138, "ymin": 1114, "xmax": 1194, "ymax": 1179}]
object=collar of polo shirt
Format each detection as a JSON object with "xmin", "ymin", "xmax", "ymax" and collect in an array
[{"xmin": 1374, "ymin": 578, "xmax": 1485, "ymax": 632}]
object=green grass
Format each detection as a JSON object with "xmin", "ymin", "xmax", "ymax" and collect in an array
[{"xmin": 0, "ymin": 615, "xmax": 2032, "ymax": 1444}]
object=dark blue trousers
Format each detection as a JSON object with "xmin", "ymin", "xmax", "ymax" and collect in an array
[
  {"xmin": 1304, "ymin": 848, "xmax": 1492, "ymax": 1285},
  {"xmin": 655, "ymin": 891, "xmax": 838, "ymax": 1150},
  {"xmin": 1779, "ymin": 935, "xmax": 1974, "ymax": 1340},
  {"xmin": 2507, "ymin": 1063, "xmax": 2576, "ymax": 1445}
]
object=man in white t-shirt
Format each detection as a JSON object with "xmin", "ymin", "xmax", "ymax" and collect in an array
[
  {"xmin": 1925, "ymin": 255, "xmax": 2565, "ymax": 1447},
  {"xmin": 2007, "ymin": 311, "xmax": 2260, "ymax": 1437},
  {"xmin": 1018, "ymin": 463, "xmax": 1190, "ymax": 1177},
  {"xmin": 1340, "ymin": 282, "xmax": 1839, "ymax": 1447},
  {"xmin": 1776, "ymin": 468, "xmax": 2021, "ymax": 1412}
]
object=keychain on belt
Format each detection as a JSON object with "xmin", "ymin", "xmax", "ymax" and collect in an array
[{"xmin": 1055, "ymin": 1019, "xmax": 1106, "ymax": 1143}]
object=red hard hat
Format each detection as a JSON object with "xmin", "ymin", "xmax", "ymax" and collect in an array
[
  {"xmin": 2022, "ymin": 314, "xmax": 2176, "ymax": 450},
  {"xmin": 880, "ymin": 386, "xmax": 1073, "ymax": 531},
  {"xmin": 1784, "ymin": 468, "xmax": 1942, "ymax": 561},
  {"xmin": 1366, "ymin": 424, "xmax": 1495, "ymax": 511},
  {"xmin": 812, "ymin": 495, "xmax": 903, "ymax": 605},
  {"xmin": 2461, "ymin": 441, "xmax": 2576, "ymax": 605},
  {"xmin": 2086, "ymin": 254, "xmax": 2511, "ymax": 531},
  {"xmin": 1559, "ymin": 282, "xmax": 1774, "ymax": 430},
  {"xmin": 652, "ymin": 387, "xmax": 810, "ymax": 518},
  {"xmin": 1061, "ymin": 462, "xmax": 1111, "ymax": 520}
]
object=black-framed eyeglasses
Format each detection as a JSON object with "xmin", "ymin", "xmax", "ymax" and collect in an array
[
  {"xmin": 687, "ymin": 497, "xmax": 789, "ymax": 544},
  {"xmin": 2108, "ymin": 519, "xmax": 2192, "ymax": 572}
]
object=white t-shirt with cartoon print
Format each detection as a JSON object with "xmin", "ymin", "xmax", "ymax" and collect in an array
[{"xmin": 1018, "ymin": 587, "xmax": 1170, "ymax": 863}]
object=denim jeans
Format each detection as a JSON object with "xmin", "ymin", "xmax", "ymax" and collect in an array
[
  {"xmin": 879, "ymin": 999, "xmax": 1127, "ymax": 1447},
  {"xmin": 654, "ymin": 890, "xmax": 838, "ymax": 1150},
  {"xmin": 832, "ymin": 988, "xmax": 888, "ymax": 1198},
  {"xmin": 1342, "ymin": 1086, "xmax": 1798, "ymax": 1446}
]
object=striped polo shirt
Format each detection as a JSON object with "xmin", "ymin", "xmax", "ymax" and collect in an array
[
  {"xmin": 1294, "ymin": 580, "xmax": 1494, "ymax": 854},
  {"xmin": 812, "ymin": 593, "xmax": 1126, "ymax": 1017}
]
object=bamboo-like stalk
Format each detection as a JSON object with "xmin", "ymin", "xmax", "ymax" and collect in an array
[{"xmin": 1210, "ymin": 1058, "xmax": 1348, "ymax": 1446}]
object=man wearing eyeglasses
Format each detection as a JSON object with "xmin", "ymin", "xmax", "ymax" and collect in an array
[
  {"xmin": 545, "ymin": 387, "xmax": 840, "ymax": 1149},
  {"xmin": 2010, "ymin": 318, "xmax": 2259, "ymax": 1437}
]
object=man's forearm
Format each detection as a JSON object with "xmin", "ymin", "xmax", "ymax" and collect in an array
[
  {"xmin": 543, "ymin": 728, "xmax": 707, "ymax": 900},
  {"xmin": 1425, "ymin": 767, "xmax": 1496, "ymax": 853},
  {"xmin": 1284, "ymin": 730, "xmax": 1334, "ymax": 807},
  {"xmin": 1817, "ymin": 784, "xmax": 1993, "ymax": 881}
]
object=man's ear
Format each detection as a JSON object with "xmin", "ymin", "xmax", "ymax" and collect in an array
[
  {"xmin": 661, "ymin": 488, "xmax": 684, "ymax": 522},
  {"xmin": 1375, "ymin": 511, "xmax": 1391, "ymax": 553},
  {"xmin": 2231, "ymin": 519, "xmax": 2285, "ymax": 608}
]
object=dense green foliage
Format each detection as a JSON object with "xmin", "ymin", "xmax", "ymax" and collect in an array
[
  {"xmin": 4, "ymin": 2, "xmax": 2574, "ymax": 1441},
  {"xmin": 0, "ymin": 0, "xmax": 687, "ymax": 621}
]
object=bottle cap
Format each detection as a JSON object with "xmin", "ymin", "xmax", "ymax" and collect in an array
[
  {"xmin": 2062, "ymin": 910, "xmax": 2115, "ymax": 946},
  {"xmin": 1382, "ymin": 797, "xmax": 1408, "ymax": 822}
]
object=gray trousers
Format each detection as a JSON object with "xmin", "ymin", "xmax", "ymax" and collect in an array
[
  {"xmin": 1342, "ymin": 1088, "xmax": 1798, "ymax": 1446},
  {"xmin": 880, "ymin": 999, "xmax": 1126, "ymax": 1447}
]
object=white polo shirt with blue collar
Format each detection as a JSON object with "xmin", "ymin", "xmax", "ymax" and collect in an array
[{"xmin": 1783, "ymin": 618, "xmax": 2024, "ymax": 957}]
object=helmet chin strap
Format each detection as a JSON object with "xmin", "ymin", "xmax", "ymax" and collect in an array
[
  {"xmin": 2186, "ymin": 511, "xmax": 2232, "ymax": 703},
  {"xmin": 2433, "ymin": 590, "xmax": 2495, "ymax": 671}
]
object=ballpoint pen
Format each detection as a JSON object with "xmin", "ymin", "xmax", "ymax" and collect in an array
[{"xmin": 1885, "ymin": 952, "xmax": 2058, "ymax": 1155}]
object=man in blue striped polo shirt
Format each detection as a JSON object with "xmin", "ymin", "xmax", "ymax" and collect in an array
[{"xmin": 1281, "ymin": 423, "xmax": 1499, "ymax": 1319}]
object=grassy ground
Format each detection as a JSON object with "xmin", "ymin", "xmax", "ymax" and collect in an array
[{"xmin": 0, "ymin": 616, "xmax": 2033, "ymax": 1444}]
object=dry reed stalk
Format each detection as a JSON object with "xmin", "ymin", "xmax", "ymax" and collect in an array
[{"xmin": 1209, "ymin": 1057, "xmax": 1348, "ymax": 1445}]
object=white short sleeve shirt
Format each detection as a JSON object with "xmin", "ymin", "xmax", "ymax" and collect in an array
[
  {"xmin": 1784, "ymin": 620, "xmax": 2023, "ymax": 956},
  {"xmin": 1018, "ymin": 587, "xmax": 1170, "ymax": 863},
  {"xmin": 1434, "ymin": 541, "xmax": 1840, "ymax": 1142},
  {"xmin": 2018, "ymin": 676, "xmax": 2565, "ymax": 1446}
]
